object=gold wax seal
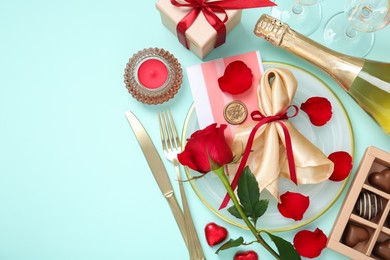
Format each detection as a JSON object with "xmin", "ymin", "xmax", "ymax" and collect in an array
[{"xmin": 223, "ymin": 100, "xmax": 248, "ymax": 125}]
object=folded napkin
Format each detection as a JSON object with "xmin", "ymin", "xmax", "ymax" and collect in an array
[{"xmin": 227, "ymin": 68, "xmax": 334, "ymax": 201}]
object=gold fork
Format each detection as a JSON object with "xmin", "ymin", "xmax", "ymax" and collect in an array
[{"xmin": 158, "ymin": 111, "xmax": 205, "ymax": 260}]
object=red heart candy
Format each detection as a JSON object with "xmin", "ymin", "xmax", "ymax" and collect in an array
[
  {"xmin": 204, "ymin": 222, "xmax": 228, "ymax": 246},
  {"xmin": 234, "ymin": 250, "xmax": 259, "ymax": 260}
]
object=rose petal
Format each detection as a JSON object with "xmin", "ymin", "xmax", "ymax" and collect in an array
[
  {"xmin": 328, "ymin": 151, "xmax": 353, "ymax": 181},
  {"xmin": 206, "ymin": 124, "xmax": 234, "ymax": 168},
  {"xmin": 300, "ymin": 96, "xmax": 332, "ymax": 126},
  {"xmin": 294, "ymin": 228, "xmax": 327, "ymax": 258},
  {"xmin": 218, "ymin": 60, "xmax": 253, "ymax": 95},
  {"xmin": 277, "ymin": 191, "xmax": 310, "ymax": 221}
]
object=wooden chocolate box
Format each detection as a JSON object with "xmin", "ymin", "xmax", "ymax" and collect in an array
[{"xmin": 328, "ymin": 146, "xmax": 390, "ymax": 259}]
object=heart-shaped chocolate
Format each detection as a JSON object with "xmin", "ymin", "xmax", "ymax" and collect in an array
[
  {"xmin": 204, "ymin": 222, "xmax": 228, "ymax": 246},
  {"xmin": 373, "ymin": 239, "xmax": 390, "ymax": 260},
  {"xmin": 368, "ymin": 169, "xmax": 390, "ymax": 193},
  {"xmin": 342, "ymin": 223, "xmax": 370, "ymax": 247},
  {"xmin": 234, "ymin": 250, "xmax": 259, "ymax": 260}
]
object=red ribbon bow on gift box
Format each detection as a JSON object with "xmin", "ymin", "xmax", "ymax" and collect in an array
[
  {"xmin": 170, "ymin": 0, "xmax": 276, "ymax": 49},
  {"xmin": 219, "ymin": 105, "xmax": 299, "ymax": 210}
]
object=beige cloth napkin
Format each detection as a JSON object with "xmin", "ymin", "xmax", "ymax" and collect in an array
[{"xmin": 227, "ymin": 68, "xmax": 334, "ymax": 200}]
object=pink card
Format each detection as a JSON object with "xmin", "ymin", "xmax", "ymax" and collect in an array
[{"xmin": 186, "ymin": 51, "xmax": 264, "ymax": 143}]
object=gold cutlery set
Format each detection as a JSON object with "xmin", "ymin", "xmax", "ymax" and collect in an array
[{"xmin": 126, "ymin": 111, "xmax": 205, "ymax": 260}]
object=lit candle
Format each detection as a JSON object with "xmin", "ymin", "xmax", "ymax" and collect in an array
[{"xmin": 137, "ymin": 58, "xmax": 168, "ymax": 89}]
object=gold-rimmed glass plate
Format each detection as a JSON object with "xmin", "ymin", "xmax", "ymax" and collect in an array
[{"xmin": 182, "ymin": 62, "xmax": 354, "ymax": 232}]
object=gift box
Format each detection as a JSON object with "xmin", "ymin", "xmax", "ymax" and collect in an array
[
  {"xmin": 327, "ymin": 146, "xmax": 390, "ymax": 259},
  {"xmin": 156, "ymin": 0, "xmax": 242, "ymax": 59}
]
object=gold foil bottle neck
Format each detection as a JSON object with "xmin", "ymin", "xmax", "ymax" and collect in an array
[
  {"xmin": 254, "ymin": 14, "xmax": 289, "ymax": 46},
  {"xmin": 253, "ymin": 14, "xmax": 364, "ymax": 92}
]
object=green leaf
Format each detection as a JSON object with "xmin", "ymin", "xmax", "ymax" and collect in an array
[
  {"xmin": 215, "ymin": 237, "xmax": 244, "ymax": 254},
  {"xmin": 237, "ymin": 166, "xmax": 260, "ymax": 213},
  {"xmin": 237, "ymin": 166, "xmax": 268, "ymax": 224},
  {"xmin": 227, "ymin": 205, "xmax": 243, "ymax": 219},
  {"xmin": 264, "ymin": 231, "xmax": 301, "ymax": 260},
  {"xmin": 247, "ymin": 199, "xmax": 269, "ymax": 221}
]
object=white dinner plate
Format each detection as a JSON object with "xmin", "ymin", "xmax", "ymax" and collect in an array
[{"xmin": 182, "ymin": 61, "xmax": 354, "ymax": 232}]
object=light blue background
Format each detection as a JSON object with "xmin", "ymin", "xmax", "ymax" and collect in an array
[{"xmin": 0, "ymin": 0, "xmax": 389, "ymax": 259}]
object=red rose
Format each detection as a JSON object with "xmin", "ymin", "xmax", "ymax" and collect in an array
[
  {"xmin": 178, "ymin": 123, "xmax": 233, "ymax": 173},
  {"xmin": 328, "ymin": 151, "xmax": 353, "ymax": 182},
  {"xmin": 218, "ymin": 60, "xmax": 253, "ymax": 95},
  {"xmin": 300, "ymin": 96, "xmax": 332, "ymax": 126},
  {"xmin": 277, "ymin": 191, "xmax": 310, "ymax": 221},
  {"xmin": 293, "ymin": 228, "xmax": 327, "ymax": 258}
]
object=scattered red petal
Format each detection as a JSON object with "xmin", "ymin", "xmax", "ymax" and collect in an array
[
  {"xmin": 234, "ymin": 250, "xmax": 258, "ymax": 260},
  {"xmin": 294, "ymin": 228, "xmax": 327, "ymax": 258},
  {"xmin": 328, "ymin": 151, "xmax": 353, "ymax": 181},
  {"xmin": 218, "ymin": 60, "xmax": 253, "ymax": 95},
  {"xmin": 277, "ymin": 191, "xmax": 310, "ymax": 221},
  {"xmin": 204, "ymin": 222, "xmax": 228, "ymax": 246},
  {"xmin": 300, "ymin": 96, "xmax": 332, "ymax": 126}
]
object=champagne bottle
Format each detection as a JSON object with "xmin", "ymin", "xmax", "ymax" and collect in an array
[{"xmin": 254, "ymin": 14, "xmax": 390, "ymax": 135}]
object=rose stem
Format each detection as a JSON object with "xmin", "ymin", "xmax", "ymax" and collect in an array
[{"xmin": 214, "ymin": 167, "xmax": 280, "ymax": 259}]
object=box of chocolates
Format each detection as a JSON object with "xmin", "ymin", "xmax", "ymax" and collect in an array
[{"xmin": 328, "ymin": 146, "xmax": 390, "ymax": 259}]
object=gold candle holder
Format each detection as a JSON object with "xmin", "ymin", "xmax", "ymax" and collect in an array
[{"xmin": 124, "ymin": 48, "xmax": 182, "ymax": 104}]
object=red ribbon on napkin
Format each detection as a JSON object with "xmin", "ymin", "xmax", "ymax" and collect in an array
[
  {"xmin": 219, "ymin": 105, "xmax": 299, "ymax": 210},
  {"xmin": 170, "ymin": 0, "xmax": 276, "ymax": 49}
]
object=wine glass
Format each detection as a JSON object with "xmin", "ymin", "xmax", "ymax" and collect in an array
[
  {"xmin": 270, "ymin": 0, "xmax": 327, "ymax": 36},
  {"xmin": 323, "ymin": 0, "xmax": 390, "ymax": 57}
]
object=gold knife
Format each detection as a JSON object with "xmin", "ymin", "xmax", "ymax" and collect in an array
[{"xmin": 125, "ymin": 111, "xmax": 188, "ymax": 249}]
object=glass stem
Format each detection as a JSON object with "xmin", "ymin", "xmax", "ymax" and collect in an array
[
  {"xmin": 292, "ymin": 4, "xmax": 303, "ymax": 15},
  {"xmin": 345, "ymin": 25, "xmax": 357, "ymax": 38},
  {"xmin": 213, "ymin": 167, "xmax": 280, "ymax": 259}
]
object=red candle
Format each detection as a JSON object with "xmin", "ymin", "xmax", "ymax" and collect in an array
[
  {"xmin": 137, "ymin": 58, "xmax": 168, "ymax": 89},
  {"xmin": 125, "ymin": 48, "xmax": 182, "ymax": 104}
]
